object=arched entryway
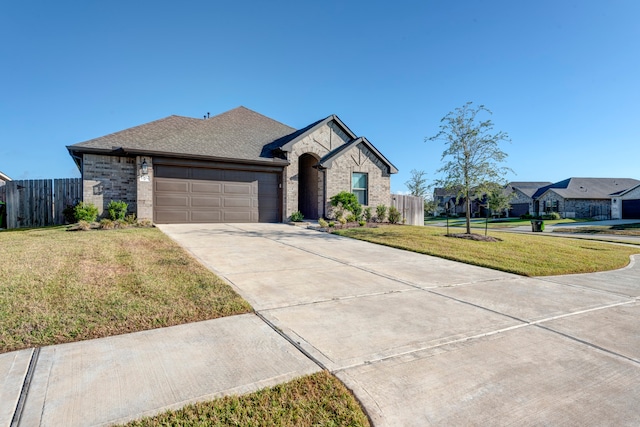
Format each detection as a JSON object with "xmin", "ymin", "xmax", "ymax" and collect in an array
[{"xmin": 298, "ymin": 153, "xmax": 319, "ymax": 219}]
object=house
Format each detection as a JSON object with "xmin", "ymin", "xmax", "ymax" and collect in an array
[
  {"xmin": 611, "ymin": 183, "xmax": 640, "ymax": 219},
  {"xmin": 67, "ymin": 107, "xmax": 397, "ymax": 223},
  {"xmin": 433, "ymin": 186, "xmax": 484, "ymax": 217},
  {"xmin": 532, "ymin": 177, "xmax": 640, "ymax": 219},
  {"xmin": 504, "ymin": 181, "xmax": 552, "ymax": 217},
  {"xmin": 0, "ymin": 171, "xmax": 10, "ymax": 185}
]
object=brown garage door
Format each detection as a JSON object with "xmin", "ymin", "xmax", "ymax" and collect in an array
[{"xmin": 154, "ymin": 165, "xmax": 280, "ymax": 223}]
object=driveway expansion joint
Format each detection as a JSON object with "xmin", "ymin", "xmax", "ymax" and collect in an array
[{"xmin": 10, "ymin": 347, "xmax": 39, "ymax": 427}]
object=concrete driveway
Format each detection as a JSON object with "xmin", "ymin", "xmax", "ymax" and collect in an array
[{"xmin": 159, "ymin": 223, "xmax": 640, "ymax": 426}]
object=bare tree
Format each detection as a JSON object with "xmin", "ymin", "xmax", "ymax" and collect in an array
[
  {"xmin": 405, "ymin": 169, "xmax": 428, "ymax": 198},
  {"xmin": 427, "ymin": 102, "xmax": 512, "ymax": 234}
]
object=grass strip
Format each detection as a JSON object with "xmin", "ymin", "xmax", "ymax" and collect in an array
[
  {"xmin": 334, "ymin": 225, "xmax": 639, "ymax": 276},
  {"xmin": 0, "ymin": 226, "xmax": 251, "ymax": 353},
  {"xmin": 119, "ymin": 371, "xmax": 370, "ymax": 427}
]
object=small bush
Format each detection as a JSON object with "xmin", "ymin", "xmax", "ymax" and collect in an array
[
  {"xmin": 346, "ymin": 213, "xmax": 357, "ymax": 223},
  {"xmin": 328, "ymin": 221, "xmax": 335, "ymax": 228},
  {"xmin": 77, "ymin": 220, "xmax": 91, "ymax": 231},
  {"xmin": 520, "ymin": 213, "xmax": 534, "ymax": 220},
  {"xmin": 543, "ymin": 212, "xmax": 561, "ymax": 220},
  {"xmin": 74, "ymin": 202, "xmax": 99, "ymax": 222},
  {"xmin": 388, "ymin": 206, "xmax": 401, "ymax": 224},
  {"xmin": 338, "ymin": 217, "xmax": 347, "ymax": 225},
  {"xmin": 290, "ymin": 210, "xmax": 304, "ymax": 222},
  {"xmin": 137, "ymin": 218, "xmax": 153, "ymax": 227},
  {"xmin": 358, "ymin": 220, "xmax": 366, "ymax": 227},
  {"xmin": 99, "ymin": 218, "xmax": 115, "ymax": 230},
  {"xmin": 62, "ymin": 205, "xmax": 76, "ymax": 224},
  {"xmin": 376, "ymin": 205, "xmax": 387, "ymax": 223},
  {"xmin": 124, "ymin": 214, "xmax": 137, "ymax": 225},
  {"xmin": 318, "ymin": 218, "xmax": 328, "ymax": 228},
  {"xmin": 364, "ymin": 207, "xmax": 373, "ymax": 222},
  {"xmin": 107, "ymin": 200, "xmax": 128, "ymax": 221},
  {"xmin": 330, "ymin": 192, "xmax": 362, "ymax": 218}
]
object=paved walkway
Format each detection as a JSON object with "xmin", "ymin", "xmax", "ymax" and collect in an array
[{"xmin": 3, "ymin": 223, "xmax": 640, "ymax": 426}]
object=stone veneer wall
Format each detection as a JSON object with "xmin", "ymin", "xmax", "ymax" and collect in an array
[
  {"xmin": 612, "ymin": 185, "xmax": 640, "ymax": 219},
  {"xmin": 510, "ymin": 188, "xmax": 534, "ymax": 214},
  {"xmin": 284, "ymin": 122, "xmax": 351, "ymax": 219},
  {"xmin": 565, "ymin": 199, "xmax": 611, "ymax": 219},
  {"xmin": 325, "ymin": 143, "xmax": 391, "ymax": 217},
  {"xmin": 82, "ymin": 153, "xmax": 136, "ymax": 217},
  {"xmin": 136, "ymin": 156, "xmax": 153, "ymax": 220}
]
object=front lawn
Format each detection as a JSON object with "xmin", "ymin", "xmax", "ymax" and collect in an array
[
  {"xmin": 334, "ymin": 225, "xmax": 640, "ymax": 276},
  {"xmin": 0, "ymin": 226, "xmax": 252, "ymax": 353},
  {"xmin": 120, "ymin": 371, "xmax": 370, "ymax": 427}
]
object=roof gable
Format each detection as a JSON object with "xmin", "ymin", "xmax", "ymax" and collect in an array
[
  {"xmin": 273, "ymin": 114, "xmax": 357, "ymax": 153},
  {"xmin": 506, "ymin": 181, "xmax": 552, "ymax": 198},
  {"xmin": 318, "ymin": 137, "xmax": 398, "ymax": 174}
]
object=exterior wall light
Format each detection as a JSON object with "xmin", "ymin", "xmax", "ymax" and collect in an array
[{"xmin": 141, "ymin": 159, "xmax": 148, "ymax": 175}]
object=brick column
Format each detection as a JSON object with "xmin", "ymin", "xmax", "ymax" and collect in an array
[{"xmin": 136, "ymin": 156, "xmax": 153, "ymax": 221}]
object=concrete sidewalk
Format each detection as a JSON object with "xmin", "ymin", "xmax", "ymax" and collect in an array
[{"xmin": 2, "ymin": 315, "xmax": 320, "ymax": 427}]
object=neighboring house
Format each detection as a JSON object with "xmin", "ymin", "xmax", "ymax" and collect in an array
[
  {"xmin": 611, "ymin": 183, "xmax": 640, "ymax": 219},
  {"xmin": 532, "ymin": 177, "xmax": 640, "ymax": 219},
  {"xmin": 67, "ymin": 106, "xmax": 397, "ymax": 223},
  {"xmin": 433, "ymin": 187, "xmax": 484, "ymax": 217},
  {"xmin": 504, "ymin": 181, "xmax": 552, "ymax": 217},
  {"xmin": 0, "ymin": 171, "xmax": 10, "ymax": 185}
]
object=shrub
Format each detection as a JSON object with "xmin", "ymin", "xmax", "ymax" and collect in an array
[
  {"xmin": 358, "ymin": 220, "xmax": 366, "ymax": 227},
  {"xmin": 99, "ymin": 218, "xmax": 115, "ymax": 230},
  {"xmin": 346, "ymin": 213, "xmax": 357, "ymax": 223},
  {"xmin": 520, "ymin": 213, "xmax": 534, "ymax": 220},
  {"xmin": 330, "ymin": 192, "xmax": 362, "ymax": 218},
  {"xmin": 364, "ymin": 207, "xmax": 373, "ymax": 222},
  {"xmin": 546, "ymin": 212, "xmax": 561, "ymax": 220},
  {"xmin": 318, "ymin": 218, "xmax": 328, "ymax": 228},
  {"xmin": 290, "ymin": 210, "xmax": 304, "ymax": 222},
  {"xmin": 328, "ymin": 221, "xmax": 335, "ymax": 228},
  {"xmin": 77, "ymin": 220, "xmax": 91, "ymax": 231},
  {"xmin": 124, "ymin": 214, "xmax": 137, "ymax": 225},
  {"xmin": 338, "ymin": 216, "xmax": 347, "ymax": 225},
  {"xmin": 62, "ymin": 205, "xmax": 76, "ymax": 224},
  {"xmin": 376, "ymin": 204, "xmax": 387, "ymax": 223},
  {"xmin": 137, "ymin": 218, "xmax": 153, "ymax": 227},
  {"xmin": 107, "ymin": 200, "xmax": 128, "ymax": 221},
  {"xmin": 74, "ymin": 202, "xmax": 99, "ymax": 222},
  {"xmin": 388, "ymin": 206, "xmax": 401, "ymax": 224}
]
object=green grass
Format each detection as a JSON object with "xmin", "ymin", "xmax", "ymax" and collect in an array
[
  {"xmin": 0, "ymin": 226, "xmax": 252, "ymax": 353},
  {"xmin": 425, "ymin": 217, "xmax": 588, "ymax": 229},
  {"xmin": 119, "ymin": 371, "xmax": 370, "ymax": 427},
  {"xmin": 553, "ymin": 223, "xmax": 640, "ymax": 236},
  {"xmin": 334, "ymin": 225, "xmax": 640, "ymax": 276}
]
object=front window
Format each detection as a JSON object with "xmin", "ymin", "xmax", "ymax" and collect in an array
[{"xmin": 352, "ymin": 172, "xmax": 368, "ymax": 205}]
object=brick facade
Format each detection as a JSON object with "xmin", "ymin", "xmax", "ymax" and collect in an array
[
  {"xmin": 82, "ymin": 153, "xmax": 136, "ymax": 217},
  {"xmin": 537, "ymin": 190, "xmax": 612, "ymax": 219},
  {"xmin": 283, "ymin": 122, "xmax": 392, "ymax": 219}
]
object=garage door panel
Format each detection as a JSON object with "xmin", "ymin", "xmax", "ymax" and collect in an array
[
  {"xmin": 154, "ymin": 167, "xmax": 280, "ymax": 224},
  {"xmin": 156, "ymin": 195, "xmax": 189, "ymax": 207},
  {"xmin": 223, "ymin": 183, "xmax": 252, "ymax": 195},
  {"xmin": 224, "ymin": 211, "xmax": 253, "ymax": 222},
  {"xmin": 192, "ymin": 182, "xmax": 222, "ymax": 194},
  {"xmin": 155, "ymin": 210, "xmax": 190, "ymax": 223},
  {"xmin": 156, "ymin": 180, "xmax": 189, "ymax": 192},
  {"xmin": 191, "ymin": 197, "xmax": 222, "ymax": 207}
]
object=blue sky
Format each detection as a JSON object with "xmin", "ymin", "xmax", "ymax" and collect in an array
[{"xmin": 2, "ymin": 1, "xmax": 639, "ymax": 193}]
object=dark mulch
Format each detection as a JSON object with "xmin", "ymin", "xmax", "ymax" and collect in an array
[{"xmin": 447, "ymin": 233, "xmax": 503, "ymax": 242}]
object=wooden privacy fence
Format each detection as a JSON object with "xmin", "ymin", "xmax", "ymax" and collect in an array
[
  {"xmin": 4, "ymin": 178, "xmax": 82, "ymax": 229},
  {"xmin": 390, "ymin": 194, "xmax": 424, "ymax": 226}
]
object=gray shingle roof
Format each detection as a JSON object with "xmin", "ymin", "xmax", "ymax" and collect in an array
[
  {"xmin": 507, "ymin": 181, "xmax": 553, "ymax": 198},
  {"xmin": 69, "ymin": 107, "xmax": 296, "ymax": 163},
  {"xmin": 534, "ymin": 178, "xmax": 640, "ymax": 199}
]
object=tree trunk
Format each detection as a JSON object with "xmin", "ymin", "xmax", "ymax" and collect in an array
[{"xmin": 466, "ymin": 197, "xmax": 471, "ymax": 234}]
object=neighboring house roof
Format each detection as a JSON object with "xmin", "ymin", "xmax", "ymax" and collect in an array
[
  {"xmin": 318, "ymin": 137, "xmax": 398, "ymax": 174},
  {"xmin": 506, "ymin": 181, "xmax": 552, "ymax": 198},
  {"xmin": 533, "ymin": 177, "xmax": 640, "ymax": 200},
  {"xmin": 0, "ymin": 171, "xmax": 11, "ymax": 182},
  {"xmin": 618, "ymin": 183, "xmax": 640, "ymax": 197},
  {"xmin": 68, "ymin": 107, "xmax": 295, "ymax": 165}
]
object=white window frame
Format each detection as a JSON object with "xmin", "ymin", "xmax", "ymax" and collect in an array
[{"xmin": 352, "ymin": 172, "xmax": 368, "ymax": 205}]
